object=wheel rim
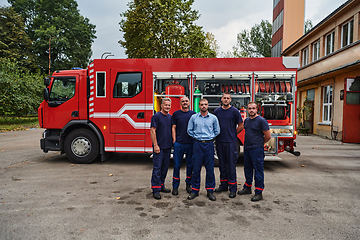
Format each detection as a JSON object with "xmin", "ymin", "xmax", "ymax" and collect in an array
[{"xmin": 71, "ymin": 137, "xmax": 91, "ymax": 157}]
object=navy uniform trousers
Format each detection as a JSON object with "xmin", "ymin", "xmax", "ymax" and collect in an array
[
  {"xmin": 151, "ymin": 148, "xmax": 171, "ymax": 194},
  {"xmin": 191, "ymin": 140, "xmax": 215, "ymax": 193},
  {"xmin": 216, "ymin": 141, "xmax": 238, "ymax": 192},
  {"xmin": 243, "ymin": 146, "xmax": 265, "ymax": 194},
  {"xmin": 172, "ymin": 142, "xmax": 193, "ymax": 189}
]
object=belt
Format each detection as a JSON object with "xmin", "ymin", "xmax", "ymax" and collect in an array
[{"xmin": 196, "ymin": 139, "xmax": 213, "ymax": 143}]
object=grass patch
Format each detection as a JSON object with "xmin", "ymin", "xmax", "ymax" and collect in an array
[{"xmin": 0, "ymin": 116, "xmax": 39, "ymax": 132}]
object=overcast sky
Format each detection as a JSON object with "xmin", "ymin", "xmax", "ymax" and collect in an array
[{"xmin": 0, "ymin": 0, "xmax": 348, "ymax": 59}]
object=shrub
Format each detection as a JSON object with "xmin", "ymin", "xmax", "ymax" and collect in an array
[{"xmin": 0, "ymin": 58, "xmax": 43, "ymax": 117}]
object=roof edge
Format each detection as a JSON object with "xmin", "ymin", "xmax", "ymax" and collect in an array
[{"xmin": 282, "ymin": 0, "xmax": 354, "ymax": 55}]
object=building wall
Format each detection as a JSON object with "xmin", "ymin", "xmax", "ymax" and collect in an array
[
  {"xmin": 296, "ymin": 42, "xmax": 360, "ymax": 81},
  {"xmin": 283, "ymin": 0, "xmax": 360, "ymax": 141},
  {"xmin": 271, "ymin": 0, "xmax": 305, "ymax": 56},
  {"xmin": 299, "ymin": 66, "xmax": 360, "ymax": 141},
  {"xmin": 283, "ymin": 0, "xmax": 305, "ymax": 51}
]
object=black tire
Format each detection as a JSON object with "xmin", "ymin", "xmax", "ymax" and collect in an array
[{"xmin": 64, "ymin": 129, "xmax": 99, "ymax": 164}]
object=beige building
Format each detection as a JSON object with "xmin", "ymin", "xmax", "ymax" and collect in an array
[
  {"xmin": 283, "ymin": 0, "xmax": 360, "ymax": 143},
  {"xmin": 271, "ymin": 0, "xmax": 305, "ymax": 57}
]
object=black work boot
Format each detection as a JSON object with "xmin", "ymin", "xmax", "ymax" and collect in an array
[
  {"xmin": 186, "ymin": 184, "xmax": 192, "ymax": 194},
  {"xmin": 153, "ymin": 193, "xmax": 161, "ymax": 200},
  {"xmin": 187, "ymin": 192, "xmax": 199, "ymax": 200},
  {"xmin": 207, "ymin": 191, "xmax": 216, "ymax": 201},
  {"xmin": 237, "ymin": 187, "xmax": 252, "ymax": 195},
  {"xmin": 160, "ymin": 187, "xmax": 171, "ymax": 193},
  {"xmin": 251, "ymin": 193, "xmax": 263, "ymax": 202},
  {"xmin": 172, "ymin": 188, "xmax": 178, "ymax": 196},
  {"xmin": 229, "ymin": 192, "xmax": 236, "ymax": 198}
]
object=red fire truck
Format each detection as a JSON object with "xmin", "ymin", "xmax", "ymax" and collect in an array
[{"xmin": 39, "ymin": 57, "xmax": 300, "ymax": 163}]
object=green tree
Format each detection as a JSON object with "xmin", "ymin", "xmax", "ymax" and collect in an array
[
  {"xmin": 0, "ymin": 6, "xmax": 38, "ymax": 72},
  {"xmin": 119, "ymin": 0, "xmax": 216, "ymax": 58},
  {"xmin": 205, "ymin": 32, "xmax": 219, "ymax": 57},
  {"xmin": 227, "ymin": 20, "xmax": 272, "ymax": 58},
  {"xmin": 304, "ymin": 19, "xmax": 313, "ymax": 34},
  {"xmin": 8, "ymin": 0, "xmax": 96, "ymax": 74},
  {"xmin": 0, "ymin": 58, "xmax": 43, "ymax": 116}
]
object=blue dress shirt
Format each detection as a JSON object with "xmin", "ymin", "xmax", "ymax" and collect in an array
[{"xmin": 187, "ymin": 112, "xmax": 220, "ymax": 141}]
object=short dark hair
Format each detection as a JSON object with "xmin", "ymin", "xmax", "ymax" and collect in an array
[
  {"xmin": 199, "ymin": 98, "xmax": 208, "ymax": 104},
  {"xmin": 222, "ymin": 92, "xmax": 231, "ymax": 97},
  {"xmin": 247, "ymin": 101, "xmax": 257, "ymax": 108}
]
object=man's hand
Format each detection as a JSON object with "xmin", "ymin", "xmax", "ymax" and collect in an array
[
  {"xmin": 236, "ymin": 122, "xmax": 244, "ymax": 134},
  {"xmin": 172, "ymin": 125, "xmax": 176, "ymax": 144},
  {"xmin": 150, "ymin": 127, "xmax": 160, "ymax": 153},
  {"xmin": 263, "ymin": 130, "xmax": 271, "ymax": 144},
  {"xmin": 154, "ymin": 144, "xmax": 160, "ymax": 154}
]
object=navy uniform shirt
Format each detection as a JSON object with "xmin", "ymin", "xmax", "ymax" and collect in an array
[
  {"xmin": 171, "ymin": 109, "xmax": 196, "ymax": 144},
  {"xmin": 244, "ymin": 115, "xmax": 269, "ymax": 150},
  {"xmin": 214, "ymin": 106, "xmax": 243, "ymax": 143},
  {"xmin": 151, "ymin": 112, "xmax": 172, "ymax": 149}
]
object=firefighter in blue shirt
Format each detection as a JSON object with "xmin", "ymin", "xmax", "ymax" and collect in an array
[
  {"xmin": 238, "ymin": 101, "xmax": 271, "ymax": 202},
  {"xmin": 150, "ymin": 98, "xmax": 173, "ymax": 200},
  {"xmin": 171, "ymin": 97, "xmax": 196, "ymax": 195},
  {"xmin": 214, "ymin": 92, "xmax": 244, "ymax": 198},
  {"xmin": 187, "ymin": 98, "xmax": 220, "ymax": 201}
]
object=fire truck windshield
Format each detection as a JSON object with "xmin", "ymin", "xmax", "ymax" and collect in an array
[{"xmin": 49, "ymin": 77, "xmax": 76, "ymax": 102}]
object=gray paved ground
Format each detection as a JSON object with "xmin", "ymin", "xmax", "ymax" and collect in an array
[{"xmin": 0, "ymin": 129, "xmax": 359, "ymax": 239}]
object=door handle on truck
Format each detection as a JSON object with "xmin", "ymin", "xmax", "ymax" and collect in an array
[
  {"xmin": 137, "ymin": 112, "xmax": 144, "ymax": 119},
  {"xmin": 71, "ymin": 111, "xmax": 79, "ymax": 117}
]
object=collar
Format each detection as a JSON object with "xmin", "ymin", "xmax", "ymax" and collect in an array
[{"xmin": 198, "ymin": 112, "xmax": 210, "ymax": 118}]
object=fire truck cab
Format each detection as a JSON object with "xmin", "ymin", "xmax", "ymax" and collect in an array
[{"xmin": 39, "ymin": 57, "xmax": 300, "ymax": 163}]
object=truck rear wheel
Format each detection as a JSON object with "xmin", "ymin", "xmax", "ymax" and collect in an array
[{"xmin": 64, "ymin": 129, "xmax": 99, "ymax": 164}]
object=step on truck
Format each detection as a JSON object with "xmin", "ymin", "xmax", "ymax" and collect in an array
[{"xmin": 38, "ymin": 57, "xmax": 301, "ymax": 163}]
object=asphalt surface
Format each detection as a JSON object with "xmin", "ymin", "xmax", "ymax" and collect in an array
[{"xmin": 1, "ymin": 129, "xmax": 360, "ymax": 239}]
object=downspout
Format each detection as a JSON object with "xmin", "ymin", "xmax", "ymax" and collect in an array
[{"xmin": 330, "ymin": 77, "xmax": 335, "ymax": 139}]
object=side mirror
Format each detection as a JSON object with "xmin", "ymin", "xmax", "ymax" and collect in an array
[
  {"xmin": 44, "ymin": 77, "xmax": 51, "ymax": 86},
  {"xmin": 43, "ymin": 88, "xmax": 49, "ymax": 101}
]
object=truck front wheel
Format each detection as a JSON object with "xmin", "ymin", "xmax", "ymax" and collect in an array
[{"xmin": 64, "ymin": 129, "xmax": 99, "ymax": 164}]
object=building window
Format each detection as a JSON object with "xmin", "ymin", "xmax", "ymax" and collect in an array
[
  {"xmin": 346, "ymin": 78, "xmax": 360, "ymax": 104},
  {"xmin": 312, "ymin": 40, "xmax": 320, "ymax": 61},
  {"xmin": 341, "ymin": 19, "xmax": 354, "ymax": 48},
  {"xmin": 322, "ymin": 85, "xmax": 332, "ymax": 123},
  {"xmin": 307, "ymin": 89, "xmax": 315, "ymax": 101},
  {"xmin": 302, "ymin": 47, "xmax": 309, "ymax": 66},
  {"xmin": 325, "ymin": 31, "xmax": 335, "ymax": 55}
]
